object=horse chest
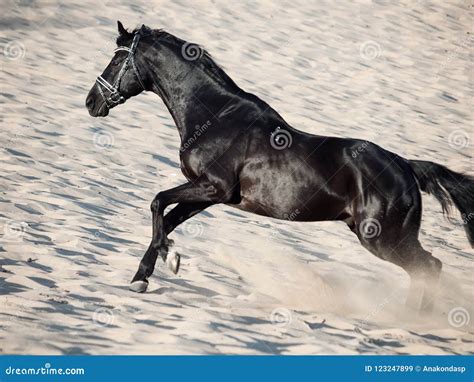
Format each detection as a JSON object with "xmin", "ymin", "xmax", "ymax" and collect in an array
[{"xmin": 179, "ymin": 149, "xmax": 214, "ymax": 181}]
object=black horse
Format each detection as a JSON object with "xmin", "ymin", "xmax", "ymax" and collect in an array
[{"xmin": 86, "ymin": 22, "xmax": 474, "ymax": 312}]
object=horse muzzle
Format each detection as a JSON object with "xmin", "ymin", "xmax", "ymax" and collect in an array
[{"xmin": 86, "ymin": 92, "xmax": 109, "ymax": 117}]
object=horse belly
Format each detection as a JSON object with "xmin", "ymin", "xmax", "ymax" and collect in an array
[{"xmin": 235, "ymin": 169, "xmax": 347, "ymax": 222}]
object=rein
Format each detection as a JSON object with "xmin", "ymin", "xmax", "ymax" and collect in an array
[{"xmin": 96, "ymin": 32, "xmax": 146, "ymax": 107}]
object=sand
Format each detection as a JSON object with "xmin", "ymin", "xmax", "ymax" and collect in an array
[{"xmin": 0, "ymin": 0, "xmax": 472, "ymax": 354}]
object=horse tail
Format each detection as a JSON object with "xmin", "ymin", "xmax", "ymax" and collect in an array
[{"xmin": 408, "ymin": 160, "xmax": 474, "ymax": 247}]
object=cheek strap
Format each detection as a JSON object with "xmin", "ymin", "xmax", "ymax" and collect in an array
[{"xmin": 95, "ymin": 32, "xmax": 146, "ymax": 107}]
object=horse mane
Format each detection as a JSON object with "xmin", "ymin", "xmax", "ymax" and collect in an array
[
  {"xmin": 116, "ymin": 25, "xmax": 156, "ymax": 46},
  {"xmin": 117, "ymin": 26, "xmax": 239, "ymax": 90},
  {"xmin": 197, "ymin": 50, "xmax": 240, "ymax": 89}
]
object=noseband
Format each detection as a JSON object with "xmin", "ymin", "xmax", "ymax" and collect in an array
[{"xmin": 96, "ymin": 32, "xmax": 146, "ymax": 107}]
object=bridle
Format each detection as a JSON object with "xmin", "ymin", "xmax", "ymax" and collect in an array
[{"xmin": 96, "ymin": 32, "xmax": 146, "ymax": 107}]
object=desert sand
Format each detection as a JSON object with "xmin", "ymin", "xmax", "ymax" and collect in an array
[{"xmin": 0, "ymin": 0, "xmax": 472, "ymax": 354}]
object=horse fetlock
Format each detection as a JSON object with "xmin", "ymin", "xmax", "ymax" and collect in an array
[
  {"xmin": 163, "ymin": 237, "xmax": 174, "ymax": 248},
  {"xmin": 158, "ymin": 246, "xmax": 169, "ymax": 262},
  {"xmin": 156, "ymin": 237, "xmax": 173, "ymax": 262}
]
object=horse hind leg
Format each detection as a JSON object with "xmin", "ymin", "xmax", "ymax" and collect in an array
[
  {"xmin": 355, "ymin": 228, "xmax": 442, "ymax": 313},
  {"xmin": 353, "ymin": 204, "xmax": 442, "ymax": 313},
  {"xmin": 404, "ymin": 246, "xmax": 442, "ymax": 313}
]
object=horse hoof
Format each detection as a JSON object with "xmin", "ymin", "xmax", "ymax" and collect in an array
[
  {"xmin": 167, "ymin": 251, "xmax": 181, "ymax": 275},
  {"xmin": 130, "ymin": 280, "xmax": 148, "ymax": 293}
]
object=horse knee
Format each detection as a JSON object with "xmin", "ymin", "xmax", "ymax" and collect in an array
[{"xmin": 150, "ymin": 192, "xmax": 164, "ymax": 212}]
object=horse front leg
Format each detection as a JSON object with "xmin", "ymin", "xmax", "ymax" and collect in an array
[
  {"xmin": 130, "ymin": 180, "xmax": 230, "ymax": 292},
  {"xmin": 130, "ymin": 202, "xmax": 210, "ymax": 292}
]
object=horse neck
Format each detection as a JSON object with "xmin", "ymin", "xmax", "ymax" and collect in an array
[{"xmin": 144, "ymin": 52, "xmax": 240, "ymax": 139}]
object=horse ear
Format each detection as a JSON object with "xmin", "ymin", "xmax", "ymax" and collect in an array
[{"xmin": 117, "ymin": 20, "xmax": 128, "ymax": 36}]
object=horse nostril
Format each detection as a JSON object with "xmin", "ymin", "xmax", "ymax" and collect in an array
[{"xmin": 86, "ymin": 95, "xmax": 95, "ymax": 109}]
